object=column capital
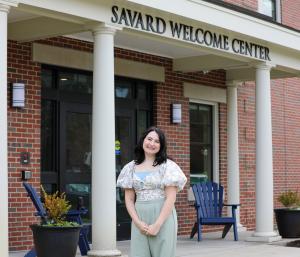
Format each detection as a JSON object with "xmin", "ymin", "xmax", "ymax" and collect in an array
[
  {"xmin": 0, "ymin": 4, "xmax": 10, "ymax": 12},
  {"xmin": 253, "ymin": 62, "xmax": 276, "ymax": 71},
  {"xmin": 0, "ymin": 0, "xmax": 18, "ymax": 12},
  {"xmin": 88, "ymin": 22, "xmax": 121, "ymax": 36},
  {"xmin": 226, "ymin": 80, "xmax": 242, "ymax": 88}
]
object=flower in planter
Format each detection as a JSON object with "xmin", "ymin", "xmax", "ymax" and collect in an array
[
  {"xmin": 41, "ymin": 186, "xmax": 79, "ymax": 227},
  {"xmin": 278, "ymin": 190, "xmax": 300, "ymax": 209}
]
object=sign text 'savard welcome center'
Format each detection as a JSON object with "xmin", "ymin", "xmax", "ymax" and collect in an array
[{"xmin": 111, "ymin": 5, "xmax": 271, "ymax": 61}]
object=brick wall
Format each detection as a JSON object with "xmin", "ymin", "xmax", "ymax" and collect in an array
[
  {"xmin": 224, "ymin": 0, "xmax": 257, "ymax": 11},
  {"xmin": 7, "ymin": 41, "xmax": 41, "ymax": 251},
  {"xmin": 237, "ymin": 82, "xmax": 256, "ymax": 229},
  {"xmin": 281, "ymin": 1, "xmax": 300, "ymax": 29},
  {"xmin": 273, "ymin": 77, "xmax": 300, "ymax": 196},
  {"xmin": 235, "ymin": 76, "xmax": 300, "ymax": 231}
]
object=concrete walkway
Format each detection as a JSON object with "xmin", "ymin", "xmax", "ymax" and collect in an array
[{"xmin": 9, "ymin": 231, "xmax": 300, "ymax": 257}]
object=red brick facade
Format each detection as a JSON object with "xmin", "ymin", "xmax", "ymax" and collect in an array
[
  {"xmin": 7, "ymin": 0, "xmax": 300, "ymax": 251},
  {"xmin": 225, "ymin": 0, "xmax": 257, "ymax": 11},
  {"xmin": 281, "ymin": 1, "xmax": 300, "ymax": 29},
  {"xmin": 7, "ymin": 41, "xmax": 41, "ymax": 251}
]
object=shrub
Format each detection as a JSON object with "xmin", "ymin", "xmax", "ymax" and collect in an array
[
  {"xmin": 41, "ymin": 186, "xmax": 77, "ymax": 226},
  {"xmin": 278, "ymin": 190, "xmax": 300, "ymax": 208}
]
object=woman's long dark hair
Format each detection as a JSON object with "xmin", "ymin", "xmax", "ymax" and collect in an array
[{"xmin": 134, "ymin": 126, "xmax": 168, "ymax": 166}]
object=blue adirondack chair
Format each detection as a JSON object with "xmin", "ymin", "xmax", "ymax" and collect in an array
[
  {"xmin": 23, "ymin": 182, "xmax": 90, "ymax": 257},
  {"xmin": 190, "ymin": 182, "xmax": 239, "ymax": 241}
]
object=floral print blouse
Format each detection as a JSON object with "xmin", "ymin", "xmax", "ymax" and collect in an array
[{"xmin": 116, "ymin": 159, "xmax": 187, "ymax": 201}]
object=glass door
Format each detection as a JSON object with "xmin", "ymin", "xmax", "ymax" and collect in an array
[
  {"xmin": 115, "ymin": 108, "xmax": 135, "ymax": 240},
  {"xmin": 60, "ymin": 102, "xmax": 92, "ymax": 221},
  {"xmin": 189, "ymin": 103, "xmax": 213, "ymax": 184}
]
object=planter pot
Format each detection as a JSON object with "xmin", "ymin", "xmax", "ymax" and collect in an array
[
  {"xmin": 30, "ymin": 224, "xmax": 81, "ymax": 257},
  {"xmin": 274, "ymin": 208, "xmax": 300, "ymax": 238}
]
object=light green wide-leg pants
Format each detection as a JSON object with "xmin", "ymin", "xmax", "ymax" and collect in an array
[{"xmin": 130, "ymin": 198, "xmax": 177, "ymax": 257}]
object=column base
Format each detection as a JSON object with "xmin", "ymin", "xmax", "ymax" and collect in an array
[
  {"xmin": 88, "ymin": 249, "xmax": 127, "ymax": 257},
  {"xmin": 237, "ymin": 223, "xmax": 247, "ymax": 232},
  {"xmin": 246, "ymin": 231, "xmax": 281, "ymax": 242}
]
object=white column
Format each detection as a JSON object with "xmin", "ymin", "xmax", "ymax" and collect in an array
[
  {"xmin": 248, "ymin": 63, "xmax": 280, "ymax": 242},
  {"xmin": 88, "ymin": 24, "xmax": 123, "ymax": 257},
  {"xmin": 0, "ymin": 4, "xmax": 10, "ymax": 257},
  {"xmin": 226, "ymin": 81, "xmax": 245, "ymax": 231}
]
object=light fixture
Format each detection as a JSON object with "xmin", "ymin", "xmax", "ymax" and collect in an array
[
  {"xmin": 171, "ymin": 103, "xmax": 182, "ymax": 124},
  {"xmin": 12, "ymin": 83, "xmax": 25, "ymax": 108}
]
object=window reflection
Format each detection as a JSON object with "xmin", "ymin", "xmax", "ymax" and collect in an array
[
  {"xmin": 66, "ymin": 112, "xmax": 92, "ymax": 174},
  {"xmin": 137, "ymin": 110, "xmax": 147, "ymax": 139},
  {"xmin": 261, "ymin": 0, "xmax": 276, "ymax": 20},
  {"xmin": 116, "ymin": 87, "xmax": 129, "ymax": 98},
  {"xmin": 66, "ymin": 183, "xmax": 91, "ymax": 221},
  {"xmin": 41, "ymin": 69, "xmax": 53, "ymax": 88},
  {"xmin": 41, "ymin": 100, "xmax": 56, "ymax": 172},
  {"xmin": 58, "ymin": 72, "xmax": 92, "ymax": 94}
]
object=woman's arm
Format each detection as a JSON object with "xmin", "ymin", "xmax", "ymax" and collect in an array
[
  {"xmin": 147, "ymin": 186, "xmax": 177, "ymax": 236},
  {"xmin": 124, "ymin": 189, "xmax": 149, "ymax": 234}
]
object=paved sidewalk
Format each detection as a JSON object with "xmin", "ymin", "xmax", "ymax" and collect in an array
[{"xmin": 10, "ymin": 231, "xmax": 300, "ymax": 257}]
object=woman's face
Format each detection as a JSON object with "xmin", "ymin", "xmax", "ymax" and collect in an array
[{"xmin": 142, "ymin": 131, "xmax": 161, "ymax": 156}]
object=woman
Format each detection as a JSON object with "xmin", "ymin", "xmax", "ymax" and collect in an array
[{"xmin": 117, "ymin": 126, "xmax": 187, "ymax": 257}]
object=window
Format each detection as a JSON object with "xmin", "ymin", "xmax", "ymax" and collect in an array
[
  {"xmin": 259, "ymin": 0, "xmax": 281, "ymax": 22},
  {"xmin": 58, "ymin": 71, "xmax": 93, "ymax": 94},
  {"xmin": 190, "ymin": 103, "xmax": 214, "ymax": 185}
]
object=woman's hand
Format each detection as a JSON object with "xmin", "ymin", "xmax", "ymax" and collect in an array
[
  {"xmin": 147, "ymin": 186, "xmax": 177, "ymax": 236},
  {"xmin": 125, "ymin": 189, "xmax": 149, "ymax": 234},
  {"xmin": 136, "ymin": 220, "xmax": 149, "ymax": 235},
  {"xmin": 147, "ymin": 222, "xmax": 161, "ymax": 236}
]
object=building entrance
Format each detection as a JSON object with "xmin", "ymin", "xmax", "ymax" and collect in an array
[{"xmin": 41, "ymin": 65, "xmax": 152, "ymax": 240}]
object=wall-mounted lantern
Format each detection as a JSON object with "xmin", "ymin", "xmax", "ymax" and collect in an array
[
  {"xmin": 12, "ymin": 83, "xmax": 25, "ymax": 108},
  {"xmin": 171, "ymin": 103, "xmax": 182, "ymax": 124}
]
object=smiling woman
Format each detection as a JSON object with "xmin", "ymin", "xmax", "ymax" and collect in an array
[{"xmin": 117, "ymin": 127, "xmax": 187, "ymax": 257}]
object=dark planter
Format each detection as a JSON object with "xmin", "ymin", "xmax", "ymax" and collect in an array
[
  {"xmin": 30, "ymin": 224, "xmax": 81, "ymax": 257},
  {"xmin": 274, "ymin": 208, "xmax": 300, "ymax": 238}
]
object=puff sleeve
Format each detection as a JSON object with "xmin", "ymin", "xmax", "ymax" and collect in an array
[
  {"xmin": 116, "ymin": 161, "xmax": 135, "ymax": 189},
  {"xmin": 161, "ymin": 159, "xmax": 187, "ymax": 192}
]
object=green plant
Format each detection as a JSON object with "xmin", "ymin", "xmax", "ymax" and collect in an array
[
  {"xmin": 278, "ymin": 190, "xmax": 300, "ymax": 208},
  {"xmin": 41, "ymin": 186, "xmax": 78, "ymax": 226}
]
